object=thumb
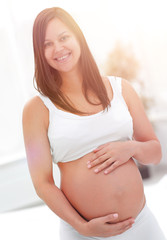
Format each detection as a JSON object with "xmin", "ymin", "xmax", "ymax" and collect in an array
[{"xmin": 99, "ymin": 213, "xmax": 118, "ymax": 223}]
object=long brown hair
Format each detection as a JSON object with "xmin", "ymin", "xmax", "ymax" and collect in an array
[{"xmin": 33, "ymin": 7, "xmax": 110, "ymax": 114}]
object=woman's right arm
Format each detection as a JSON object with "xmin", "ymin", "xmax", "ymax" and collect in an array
[{"xmin": 22, "ymin": 96, "xmax": 134, "ymax": 237}]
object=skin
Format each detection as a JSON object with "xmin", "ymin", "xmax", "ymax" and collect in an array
[
  {"xmin": 22, "ymin": 17, "xmax": 162, "ymax": 237},
  {"xmin": 44, "ymin": 18, "xmax": 82, "ymax": 90}
]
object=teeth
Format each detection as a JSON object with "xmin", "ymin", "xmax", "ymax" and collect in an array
[{"xmin": 56, "ymin": 54, "xmax": 69, "ymax": 61}]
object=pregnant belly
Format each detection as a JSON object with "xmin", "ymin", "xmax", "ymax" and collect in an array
[{"xmin": 58, "ymin": 154, "xmax": 145, "ymax": 222}]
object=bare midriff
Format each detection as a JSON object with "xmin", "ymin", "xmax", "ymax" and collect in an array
[{"xmin": 58, "ymin": 152, "xmax": 145, "ymax": 223}]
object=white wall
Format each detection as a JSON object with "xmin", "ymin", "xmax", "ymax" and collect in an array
[
  {"xmin": 0, "ymin": 158, "xmax": 60, "ymax": 212},
  {"xmin": 1, "ymin": 0, "xmax": 167, "ymax": 165}
]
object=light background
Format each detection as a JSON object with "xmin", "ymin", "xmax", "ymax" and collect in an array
[
  {"xmin": 0, "ymin": 0, "xmax": 167, "ymax": 165},
  {"xmin": 0, "ymin": 0, "xmax": 167, "ymax": 239}
]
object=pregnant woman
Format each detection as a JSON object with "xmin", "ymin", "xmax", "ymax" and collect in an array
[{"xmin": 22, "ymin": 7, "xmax": 166, "ymax": 240}]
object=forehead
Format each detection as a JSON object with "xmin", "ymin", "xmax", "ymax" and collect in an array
[{"xmin": 45, "ymin": 18, "xmax": 71, "ymax": 39}]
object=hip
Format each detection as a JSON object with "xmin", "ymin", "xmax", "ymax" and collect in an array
[{"xmin": 59, "ymin": 203, "xmax": 166, "ymax": 240}]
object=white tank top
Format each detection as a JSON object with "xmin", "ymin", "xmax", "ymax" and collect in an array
[{"xmin": 38, "ymin": 76, "xmax": 133, "ymax": 164}]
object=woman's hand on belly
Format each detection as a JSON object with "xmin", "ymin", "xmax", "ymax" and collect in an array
[
  {"xmin": 80, "ymin": 213, "xmax": 134, "ymax": 237},
  {"xmin": 87, "ymin": 141, "xmax": 134, "ymax": 174}
]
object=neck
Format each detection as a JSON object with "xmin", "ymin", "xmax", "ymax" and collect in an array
[{"xmin": 60, "ymin": 69, "xmax": 83, "ymax": 94}]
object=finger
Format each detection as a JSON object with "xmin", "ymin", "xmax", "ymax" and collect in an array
[
  {"xmin": 104, "ymin": 161, "xmax": 120, "ymax": 174},
  {"xmin": 93, "ymin": 148, "xmax": 100, "ymax": 153},
  {"xmin": 93, "ymin": 142, "xmax": 109, "ymax": 152},
  {"xmin": 108, "ymin": 218, "xmax": 134, "ymax": 236},
  {"xmin": 116, "ymin": 218, "xmax": 135, "ymax": 232},
  {"xmin": 105, "ymin": 218, "xmax": 135, "ymax": 237},
  {"xmin": 117, "ymin": 223, "xmax": 133, "ymax": 235},
  {"xmin": 88, "ymin": 154, "xmax": 109, "ymax": 169},
  {"xmin": 93, "ymin": 148, "xmax": 107, "ymax": 159},
  {"xmin": 88, "ymin": 155, "xmax": 107, "ymax": 170},
  {"xmin": 98, "ymin": 213, "xmax": 119, "ymax": 223},
  {"xmin": 87, "ymin": 149, "xmax": 106, "ymax": 165},
  {"xmin": 93, "ymin": 158, "xmax": 115, "ymax": 173}
]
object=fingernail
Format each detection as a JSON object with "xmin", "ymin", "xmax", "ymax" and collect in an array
[
  {"xmin": 104, "ymin": 170, "xmax": 108, "ymax": 174},
  {"xmin": 87, "ymin": 164, "xmax": 91, "ymax": 168},
  {"xmin": 113, "ymin": 213, "xmax": 118, "ymax": 218},
  {"xmin": 94, "ymin": 169, "xmax": 98, "ymax": 173},
  {"xmin": 87, "ymin": 161, "xmax": 90, "ymax": 164}
]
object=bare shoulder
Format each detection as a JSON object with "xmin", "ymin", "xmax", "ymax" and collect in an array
[
  {"xmin": 121, "ymin": 78, "xmax": 142, "ymax": 109},
  {"xmin": 102, "ymin": 76, "xmax": 133, "ymax": 101},
  {"xmin": 121, "ymin": 78, "xmax": 158, "ymax": 141},
  {"xmin": 121, "ymin": 78, "xmax": 135, "ymax": 97},
  {"xmin": 22, "ymin": 96, "xmax": 54, "ymax": 190},
  {"xmin": 22, "ymin": 96, "xmax": 49, "ymax": 129},
  {"xmin": 23, "ymin": 95, "xmax": 48, "ymax": 115}
]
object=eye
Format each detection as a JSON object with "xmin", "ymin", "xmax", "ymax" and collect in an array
[
  {"xmin": 44, "ymin": 42, "xmax": 53, "ymax": 48},
  {"xmin": 60, "ymin": 35, "xmax": 69, "ymax": 42}
]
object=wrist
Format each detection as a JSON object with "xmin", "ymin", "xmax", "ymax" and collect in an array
[
  {"xmin": 128, "ymin": 140, "xmax": 140, "ymax": 159},
  {"xmin": 77, "ymin": 221, "xmax": 90, "ymax": 236},
  {"xmin": 72, "ymin": 218, "xmax": 88, "ymax": 236}
]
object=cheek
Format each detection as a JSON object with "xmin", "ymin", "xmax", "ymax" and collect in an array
[
  {"xmin": 44, "ymin": 48, "xmax": 52, "ymax": 62},
  {"xmin": 70, "ymin": 38, "xmax": 81, "ymax": 55},
  {"xmin": 73, "ymin": 42, "xmax": 81, "ymax": 58},
  {"xmin": 77, "ymin": 45, "xmax": 81, "ymax": 57}
]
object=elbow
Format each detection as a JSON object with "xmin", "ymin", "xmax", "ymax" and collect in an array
[
  {"xmin": 34, "ymin": 183, "xmax": 44, "ymax": 198},
  {"xmin": 34, "ymin": 182, "xmax": 47, "ymax": 200},
  {"xmin": 35, "ymin": 186, "xmax": 43, "ymax": 199},
  {"xmin": 34, "ymin": 181, "xmax": 53, "ymax": 199}
]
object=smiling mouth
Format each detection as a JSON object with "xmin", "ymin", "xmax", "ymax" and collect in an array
[{"xmin": 55, "ymin": 53, "xmax": 71, "ymax": 62}]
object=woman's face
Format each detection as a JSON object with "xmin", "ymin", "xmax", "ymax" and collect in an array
[{"xmin": 44, "ymin": 18, "xmax": 81, "ymax": 75}]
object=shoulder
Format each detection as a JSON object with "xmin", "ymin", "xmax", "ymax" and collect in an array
[
  {"xmin": 102, "ymin": 75, "xmax": 123, "ymax": 94},
  {"xmin": 102, "ymin": 75, "xmax": 115, "ymax": 83},
  {"xmin": 121, "ymin": 78, "xmax": 146, "ymax": 116},
  {"xmin": 102, "ymin": 75, "xmax": 122, "ymax": 86},
  {"xmin": 102, "ymin": 75, "xmax": 135, "ymax": 94},
  {"xmin": 22, "ymin": 96, "xmax": 49, "ymax": 129},
  {"xmin": 102, "ymin": 75, "xmax": 117, "ymax": 89},
  {"xmin": 23, "ymin": 95, "xmax": 49, "ymax": 113},
  {"xmin": 121, "ymin": 79, "xmax": 139, "ymax": 104}
]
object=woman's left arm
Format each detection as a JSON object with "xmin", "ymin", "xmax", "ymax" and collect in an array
[{"xmin": 87, "ymin": 79, "xmax": 162, "ymax": 174}]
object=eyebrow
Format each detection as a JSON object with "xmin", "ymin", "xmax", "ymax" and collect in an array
[
  {"xmin": 58, "ymin": 31, "xmax": 68, "ymax": 37},
  {"xmin": 44, "ymin": 31, "xmax": 68, "ymax": 42}
]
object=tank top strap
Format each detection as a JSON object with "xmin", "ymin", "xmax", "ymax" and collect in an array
[
  {"xmin": 107, "ymin": 75, "xmax": 122, "ymax": 95},
  {"xmin": 38, "ymin": 93, "xmax": 56, "ymax": 112},
  {"xmin": 108, "ymin": 76, "xmax": 128, "ymax": 107}
]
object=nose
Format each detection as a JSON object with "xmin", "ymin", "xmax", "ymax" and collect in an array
[{"xmin": 53, "ymin": 41, "xmax": 64, "ymax": 53}]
